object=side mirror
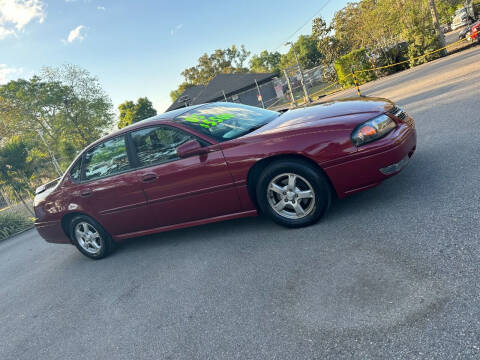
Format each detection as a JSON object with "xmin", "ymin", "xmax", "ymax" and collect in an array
[{"xmin": 177, "ymin": 140, "xmax": 206, "ymax": 158}]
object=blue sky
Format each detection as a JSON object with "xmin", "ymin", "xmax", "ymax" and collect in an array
[{"xmin": 0, "ymin": 0, "xmax": 352, "ymax": 113}]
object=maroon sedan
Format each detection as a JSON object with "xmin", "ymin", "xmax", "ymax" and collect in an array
[{"xmin": 34, "ymin": 98, "xmax": 416, "ymax": 259}]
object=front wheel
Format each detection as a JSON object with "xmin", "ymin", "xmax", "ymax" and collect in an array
[
  {"xmin": 69, "ymin": 215, "xmax": 114, "ymax": 259},
  {"xmin": 256, "ymin": 160, "xmax": 332, "ymax": 228}
]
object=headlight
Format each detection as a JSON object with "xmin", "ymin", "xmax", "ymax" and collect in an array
[{"xmin": 351, "ymin": 114, "xmax": 396, "ymax": 146}]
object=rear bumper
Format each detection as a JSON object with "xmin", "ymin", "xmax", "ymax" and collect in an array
[
  {"xmin": 35, "ymin": 220, "xmax": 71, "ymax": 244},
  {"xmin": 325, "ymin": 126, "xmax": 417, "ymax": 198}
]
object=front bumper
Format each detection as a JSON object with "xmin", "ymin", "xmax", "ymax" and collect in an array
[
  {"xmin": 325, "ymin": 125, "xmax": 417, "ymax": 198},
  {"xmin": 35, "ymin": 220, "xmax": 71, "ymax": 244},
  {"xmin": 379, "ymin": 155, "xmax": 410, "ymax": 175}
]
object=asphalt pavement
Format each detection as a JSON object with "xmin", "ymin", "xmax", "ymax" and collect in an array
[{"xmin": 1, "ymin": 46, "xmax": 479, "ymax": 360}]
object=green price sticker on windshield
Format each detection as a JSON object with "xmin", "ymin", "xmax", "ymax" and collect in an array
[{"xmin": 184, "ymin": 113, "xmax": 235, "ymax": 129}]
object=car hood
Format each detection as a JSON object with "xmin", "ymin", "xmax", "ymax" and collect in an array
[{"xmin": 251, "ymin": 97, "xmax": 394, "ymax": 135}]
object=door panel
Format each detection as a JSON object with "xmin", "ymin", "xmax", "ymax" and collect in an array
[
  {"xmin": 74, "ymin": 135, "xmax": 150, "ymax": 236},
  {"xmin": 137, "ymin": 150, "xmax": 241, "ymax": 227},
  {"xmin": 129, "ymin": 125, "xmax": 241, "ymax": 228},
  {"xmin": 74, "ymin": 170, "xmax": 151, "ymax": 236}
]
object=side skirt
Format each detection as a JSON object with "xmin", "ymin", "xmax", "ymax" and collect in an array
[{"xmin": 113, "ymin": 210, "xmax": 259, "ymax": 241}]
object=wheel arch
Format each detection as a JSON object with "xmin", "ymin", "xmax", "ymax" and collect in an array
[
  {"xmin": 61, "ymin": 212, "xmax": 90, "ymax": 241},
  {"xmin": 246, "ymin": 153, "xmax": 335, "ymax": 209}
]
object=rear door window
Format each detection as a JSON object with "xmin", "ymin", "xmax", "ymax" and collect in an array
[{"xmin": 83, "ymin": 136, "xmax": 131, "ymax": 181}]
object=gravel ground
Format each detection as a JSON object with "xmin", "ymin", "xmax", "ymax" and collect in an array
[{"xmin": 1, "ymin": 46, "xmax": 479, "ymax": 360}]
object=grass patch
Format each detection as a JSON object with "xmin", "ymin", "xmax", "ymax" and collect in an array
[{"xmin": 0, "ymin": 211, "xmax": 33, "ymax": 241}]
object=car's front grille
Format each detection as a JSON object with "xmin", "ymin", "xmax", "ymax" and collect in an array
[{"xmin": 388, "ymin": 106, "xmax": 415, "ymax": 128}]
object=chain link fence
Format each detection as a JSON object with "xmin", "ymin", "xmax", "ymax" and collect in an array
[
  {"xmin": 0, "ymin": 155, "xmax": 68, "ymax": 223},
  {"xmin": 214, "ymin": 63, "xmax": 341, "ymax": 111}
]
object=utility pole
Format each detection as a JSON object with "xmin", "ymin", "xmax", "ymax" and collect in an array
[
  {"xmin": 283, "ymin": 69, "xmax": 295, "ymax": 108},
  {"xmin": 428, "ymin": 0, "xmax": 447, "ymax": 54},
  {"xmin": 285, "ymin": 42, "xmax": 311, "ymax": 104},
  {"xmin": 254, "ymin": 79, "xmax": 265, "ymax": 109},
  {"xmin": 38, "ymin": 130, "xmax": 62, "ymax": 176}
]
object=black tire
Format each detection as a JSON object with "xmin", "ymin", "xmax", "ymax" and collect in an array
[
  {"xmin": 69, "ymin": 215, "xmax": 114, "ymax": 259},
  {"xmin": 256, "ymin": 160, "xmax": 332, "ymax": 228}
]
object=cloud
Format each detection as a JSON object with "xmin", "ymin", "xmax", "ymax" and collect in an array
[
  {"xmin": 0, "ymin": 0, "xmax": 45, "ymax": 39},
  {"xmin": 170, "ymin": 23, "xmax": 183, "ymax": 36},
  {"xmin": 0, "ymin": 64, "xmax": 23, "ymax": 84},
  {"xmin": 66, "ymin": 24, "xmax": 85, "ymax": 43},
  {"xmin": 97, "ymin": 6, "xmax": 105, "ymax": 11}
]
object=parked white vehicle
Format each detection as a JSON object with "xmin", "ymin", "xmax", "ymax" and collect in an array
[{"xmin": 451, "ymin": 7, "xmax": 475, "ymax": 30}]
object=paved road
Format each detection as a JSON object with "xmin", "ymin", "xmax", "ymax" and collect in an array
[
  {"xmin": 445, "ymin": 28, "xmax": 462, "ymax": 45},
  {"xmin": 1, "ymin": 46, "xmax": 480, "ymax": 360}
]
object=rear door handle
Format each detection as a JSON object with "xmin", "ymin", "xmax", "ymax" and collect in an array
[{"xmin": 141, "ymin": 174, "xmax": 157, "ymax": 183}]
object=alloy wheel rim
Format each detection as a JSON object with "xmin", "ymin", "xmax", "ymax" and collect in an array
[
  {"xmin": 267, "ymin": 173, "xmax": 316, "ymax": 220},
  {"xmin": 75, "ymin": 222, "xmax": 102, "ymax": 254}
]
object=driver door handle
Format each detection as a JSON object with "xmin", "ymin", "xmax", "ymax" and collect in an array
[{"xmin": 141, "ymin": 174, "xmax": 157, "ymax": 183}]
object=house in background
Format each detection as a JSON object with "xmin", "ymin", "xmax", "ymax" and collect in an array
[
  {"xmin": 166, "ymin": 72, "xmax": 277, "ymax": 112},
  {"xmin": 166, "ymin": 85, "xmax": 205, "ymax": 112}
]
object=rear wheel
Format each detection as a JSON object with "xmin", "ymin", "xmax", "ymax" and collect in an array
[
  {"xmin": 256, "ymin": 160, "xmax": 332, "ymax": 228},
  {"xmin": 69, "ymin": 215, "xmax": 114, "ymax": 259}
]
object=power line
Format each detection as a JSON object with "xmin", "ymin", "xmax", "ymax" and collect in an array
[{"xmin": 274, "ymin": 0, "xmax": 332, "ymax": 52}]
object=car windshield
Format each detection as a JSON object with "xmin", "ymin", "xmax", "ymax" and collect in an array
[{"xmin": 174, "ymin": 103, "xmax": 280, "ymax": 142}]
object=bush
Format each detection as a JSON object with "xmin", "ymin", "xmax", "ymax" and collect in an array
[
  {"xmin": 0, "ymin": 211, "xmax": 33, "ymax": 241},
  {"xmin": 407, "ymin": 32, "xmax": 443, "ymax": 67},
  {"xmin": 334, "ymin": 48, "xmax": 377, "ymax": 87},
  {"xmin": 373, "ymin": 42, "xmax": 410, "ymax": 76}
]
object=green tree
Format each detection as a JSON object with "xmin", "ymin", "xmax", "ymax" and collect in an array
[
  {"xmin": 311, "ymin": 16, "xmax": 351, "ymax": 81},
  {"xmin": 117, "ymin": 97, "xmax": 157, "ymax": 129},
  {"xmin": 170, "ymin": 45, "xmax": 251, "ymax": 101},
  {"xmin": 332, "ymin": 0, "xmax": 445, "ymax": 68},
  {"xmin": 436, "ymin": 0, "xmax": 464, "ymax": 24},
  {"xmin": 334, "ymin": 48, "xmax": 377, "ymax": 87},
  {"xmin": 170, "ymin": 82, "xmax": 196, "ymax": 102},
  {"xmin": 249, "ymin": 50, "xmax": 282, "ymax": 74},
  {"xmin": 0, "ymin": 65, "xmax": 114, "ymax": 170},
  {"xmin": 280, "ymin": 35, "xmax": 323, "ymax": 70},
  {"xmin": 0, "ymin": 137, "xmax": 36, "ymax": 216}
]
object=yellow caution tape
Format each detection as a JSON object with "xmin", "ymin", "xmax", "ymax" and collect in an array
[{"xmin": 354, "ymin": 37, "xmax": 469, "ymax": 74}]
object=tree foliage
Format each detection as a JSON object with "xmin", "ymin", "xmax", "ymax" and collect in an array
[
  {"xmin": 183, "ymin": 45, "xmax": 250, "ymax": 85},
  {"xmin": 334, "ymin": 48, "xmax": 377, "ymax": 87},
  {"xmin": 170, "ymin": 45, "xmax": 251, "ymax": 103},
  {"xmin": 0, "ymin": 65, "xmax": 114, "ymax": 198},
  {"xmin": 170, "ymin": 82, "xmax": 196, "ymax": 103},
  {"xmin": 332, "ymin": 0, "xmax": 445, "ymax": 68},
  {"xmin": 249, "ymin": 50, "xmax": 282, "ymax": 74},
  {"xmin": 0, "ymin": 65, "xmax": 114, "ymax": 166},
  {"xmin": 436, "ymin": 0, "xmax": 464, "ymax": 24},
  {"xmin": 117, "ymin": 97, "xmax": 157, "ymax": 129},
  {"xmin": 0, "ymin": 136, "xmax": 40, "ymax": 214},
  {"xmin": 279, "ymin": 35, "xmax": 323, "ymax": 70},
  {"xmin": 311, "ymin": 16, "xmax": 351, "ymax": 81}
]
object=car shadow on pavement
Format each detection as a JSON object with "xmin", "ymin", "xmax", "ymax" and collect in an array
[
  {"xmin": 113, "ymin": 215, "xmax": 278, "ymax": 256},
  {"xmin": 113, "ymin": 150, "xmax": 435, "ymax": 258}
]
